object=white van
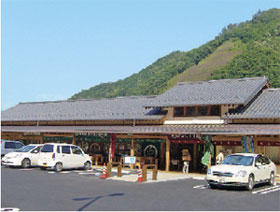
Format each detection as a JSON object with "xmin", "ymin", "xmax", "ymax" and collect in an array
[
  {"xmin": 38, "ymin": 143, "xmax": 92, "ymax": 172},
  {"xmin": 1, "ymin": 140, "xmax": 25, "ymax": 157}
]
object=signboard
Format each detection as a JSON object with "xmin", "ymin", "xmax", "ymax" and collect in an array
[{"xmin": 124, "ymin": 156, "xmax": 136, "ymax": 164}]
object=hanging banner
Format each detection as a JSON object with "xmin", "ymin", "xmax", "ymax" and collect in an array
[
  {"xmin": 241, "ymin": 136, "xmax": 254, "ymax": 153},
  {"xmin": 201, "ymin": 151, "xmax": 211, "ymax": 167},
  {"xmin": 110, "ymin": 134, "xmax": 117, "ymax": 159}
]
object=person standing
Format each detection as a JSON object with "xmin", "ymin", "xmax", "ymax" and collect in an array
[
  {"xmin": 216, "ymin": 149, "xmax": 224, "ymax": 164},
  {"xmin": 182, "ymin": 149, "xmax": 191, "ymax": 173}
]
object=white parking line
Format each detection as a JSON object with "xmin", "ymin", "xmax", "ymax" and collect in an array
[
  {"xmin": 252, "ymin": 185, "xmax": 280, "ymax": 194},
  {"xmin": 60, "ymin": 171, "xmax": 71, "ymax": 174},
  {"xmin": 78, "ymin": 172, "xmax": 99, "ymax": 175},
  {"xmin": 193, "ymin": 184, "xmax": 208, "ymax": 189},
  {"xmin": 19, "ymin": 169, "xmax": 34, "ymax": 171},
  {"xmin": 191, "ymin": 177, "xmax": 205, "ymax": 180},
  {"xmin": 260, "ymin": 187, "xmax": 280, "ymax": 195}
]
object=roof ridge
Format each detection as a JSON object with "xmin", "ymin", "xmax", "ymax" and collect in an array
[
  {"xmin": 18, "ymin": 95, "xmax": 158, "ymax": 105},
  {"xmin": 265, "ymin": 88, "xmax": 280, "ymax": 91},
  {"xmin": 176, "ymin": 76, "xmax": 267, "ymax": 86}
]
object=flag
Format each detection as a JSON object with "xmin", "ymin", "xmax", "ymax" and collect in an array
[
  {"xmin": 201, "ymin": 151, "xmax": 210, "ymax": 167},
  {"xmin": 241, "ymin": 136, "xmax": 249, "ymax": 153}
]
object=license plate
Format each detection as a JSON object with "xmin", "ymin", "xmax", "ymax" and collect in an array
[{"xmin": 43, "ymin": 163, "xmax": 47, "ymax": 167}]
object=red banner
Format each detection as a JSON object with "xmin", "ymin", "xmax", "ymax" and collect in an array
[
  {"xmin": 257, "ymin": 141, "xmax": 280, "ymax": 147},
  {"xmin": 110, "ymin": 134, "xmax": 117, "ymax": 159},
  {"xmin": 169, "ymin": 137, "xmax": 204, "ymax": 144},
  {"xmin": 213, "ymin": 141, "xmax": 242, "ymax": 146}
]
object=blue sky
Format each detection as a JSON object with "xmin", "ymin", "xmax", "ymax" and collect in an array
[{"xmin": 2, "ymin": 0, "xmax": 280, "ymax": 110}]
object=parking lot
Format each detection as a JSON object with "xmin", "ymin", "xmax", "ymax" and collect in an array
[{"xmin": 1, "ymin": 166, "xmax": 280, "ymax": 211}]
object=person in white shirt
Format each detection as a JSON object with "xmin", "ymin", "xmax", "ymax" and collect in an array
[{"xmin": 216, "ymin": 149, "xmax": 224, "ymax": 164}]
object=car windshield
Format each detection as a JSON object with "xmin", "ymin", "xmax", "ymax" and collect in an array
[
  {"xmin": 16, "ymin": 145, "xmax": 35, "ymax": 152},
  {"xmin": 41, "ymin": 144, "xmax": 54, "ymax": 153},
  {"xmin": 222, "ymin": 155, "xmax": 254, "ymax": 166}
]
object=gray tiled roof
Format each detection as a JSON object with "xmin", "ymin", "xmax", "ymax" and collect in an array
[
  {"xmin": 225, "ymin": 88, "xmax": 280, "ymax": 119},
  {"xmin": 2, "ymin": 124, "xmax": 280, "ymax": 135},
  {"xmin": 1, "ymin": 96, "xmax": 164, "ymax": 122},
  {"xmin": 146, "ymin": 77, "xmax": 268, "ymax": 107}
]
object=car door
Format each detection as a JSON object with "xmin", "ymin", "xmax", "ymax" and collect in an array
[
  {"xmin": 61, "ymin": 145, "xmax": 73, "ymax": 169},
  {"xmin": 29, "ymin": 146, "xmax": 42, "ymax": 166},
  {"xmin": 262, "ymin": 156, "xmax": 272, "ymax": 180},
  {"xmin": 71, "ymin": 146, "xmax": 85, "ymax": 168},
  {"xmin": 254, "ymin": 155, "xmax": 266, "ymax": 182}
]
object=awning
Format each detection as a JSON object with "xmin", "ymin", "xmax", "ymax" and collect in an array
[{"xmin": 2, "ymin": 124, "xmax": 280, "ymax": 136}]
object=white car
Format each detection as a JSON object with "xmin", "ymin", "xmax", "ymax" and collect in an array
[
  {"xmin": 2, "ymin": 144, "xmax": 43, "ymax": 168},
  {"xmin": 1, "ymin": 140, "xmax": 25, "ymax": 157},
  {"xmin": 38, "ymin": 143, "xmax": 92, "ymax": 172},
  {"xmin": 206, "ymin": 153, "xmax": 276, "ymax": 191}
]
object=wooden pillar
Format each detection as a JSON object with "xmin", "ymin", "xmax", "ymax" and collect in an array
[
  {"xmin": 72, "ymin": 134, "xmax": 76, "ymax": 145},
  {"xmin": 193, "ymin": 143, "xmax": 197, "ymax": 171},
  {"xmin": 40, "ymin": 136, "xmax": 44, "ymax": 144},
  {"xmin": 160, "ymin": 142, "xmax": 165, "ymax": 169},
  {"xmin": 130, "ymin": 138, "xmax": 135, "ymax": 169},
  {"xmin": 253, "ymin": 136, "xmax": 258, "ymax": 153},
  {"xmin": 165, "ymin": 138, "xmax": 170, "ymax": 172}
]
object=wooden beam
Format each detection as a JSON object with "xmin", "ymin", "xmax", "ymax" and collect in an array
[
  {"xmin": 116, "ymin": 134, "xmax": 167, "ymax": 140},
  {"xmin": 43, "ymin": 133, "xmax": 74, "ymax": 138},
  {"xmin": 165, "ymin": 138, "xmax": 170, "ymax": 172}
]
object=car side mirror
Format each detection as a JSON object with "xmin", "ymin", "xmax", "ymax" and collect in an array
[
  {"xmin": 32, "ymin": 150, "xmax": 39, "ymax": 154},
  {"xmin": 256, "ymin": 162, "xmax": 262, "ymax": 166}
]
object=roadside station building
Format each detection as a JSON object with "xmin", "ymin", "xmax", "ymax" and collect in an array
[{"xmin": 2, "ymin": 76, "xmax": 280, "ymax": 172}]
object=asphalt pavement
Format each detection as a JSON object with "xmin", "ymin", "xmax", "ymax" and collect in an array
[{"xmin": 1, "ymin": 166, "xmax": 280, "ymax": 211}]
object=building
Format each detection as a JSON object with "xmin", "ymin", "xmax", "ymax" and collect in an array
[{"xmin": 2, "ymin": 76, "xmax": 280, "ymax": 172}]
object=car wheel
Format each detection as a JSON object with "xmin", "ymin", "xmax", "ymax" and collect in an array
[
  {"xmin": 21, "ymin": 158, "xmax": 31, "ymax": 168},
  {"xmin": 268, "ymin": 172, "xmax": 275, "ymax": 186},
  {"xmin": 84, "ymin": 161, "xmax": 91, "ymax": 170},
  {"xmin": 55, "ymin": 163, "xmax": 63, "ymax": 172},
  {"xmin": 247, "ymin": 175, "xmax": 254, "ymax": 191}
]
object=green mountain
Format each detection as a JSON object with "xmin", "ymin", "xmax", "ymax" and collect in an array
[{"xmin": 71, "ymin": 9, "xmax": 280, "ymax": 100}]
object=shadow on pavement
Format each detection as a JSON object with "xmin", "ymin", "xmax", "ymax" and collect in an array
[{"xmin": 73, "ymin": 193, "xmax": 125, "ymax": 211}]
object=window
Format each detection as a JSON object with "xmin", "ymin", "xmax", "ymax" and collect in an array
[
  {"xmin": 57, "ymin": 146, "xmax": 60, "ymax": 153},
  {"xmin": 174, "ymin": 107, "xmax": 184, "ymax": 117},
  {"xmin": 255, "ymin": 156, "xmax": 264, "ymax": 165},
  {"xmin": 62, "ymin": 146, "xmax": 71, "ymax": 154},
  {"xmin": 197, "ymin": 106, "xmax": 208, "ymax": 116},
  {"xmin": 186, "ymin": 107, "xmax": 196, "ymax": 116},
  {"xmin": 17, "ymin": 146, "xmax": 35, "ymax": 152},
  {"xmin": 5, "ymin": 142, "xmax": 16, "ymax": 149},
  {"xmin": 222, "ymin": 155, "xmax": 254, "ymax": 166},
  {"xmin": 31, "ymin": 147, "xmax": 40, "ymax": 154},
  {"xmin": 210, "ymin": 105, "xmax": 220, "ymax": 116},
  {"xmin": 15, "ymin": 143, "xmax": 24, "ymax": 149},
  {"xmin": 71, "ymin": 146, "xmax": 83, "ymax": 155},
  {"xmin": 41, "ymin": 144, "xmax": 54, "ymax": 153},
  {"xmin": 263, "ymin": 156, "xmax": 270, "ymax": 165}
]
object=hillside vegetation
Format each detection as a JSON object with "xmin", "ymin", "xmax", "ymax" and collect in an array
[{"xmin": 71, "ymin": 9, "xmax": 280, "ymax": 100}]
